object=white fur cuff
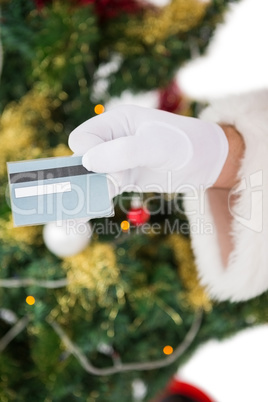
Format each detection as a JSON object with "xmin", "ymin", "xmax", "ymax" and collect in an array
[{"xmin": 184, "ymin": 90, "xmax": 268, "ymax": 302}]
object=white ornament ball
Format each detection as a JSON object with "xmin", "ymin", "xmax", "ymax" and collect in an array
[{"xmin": 43, "ymin": 220, "xmax": 92, "ymax": 258}]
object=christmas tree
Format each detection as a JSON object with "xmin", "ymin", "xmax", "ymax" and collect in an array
[{"xmin": 2, "ymin": 1, "xmax": 268, "ymax": 401}]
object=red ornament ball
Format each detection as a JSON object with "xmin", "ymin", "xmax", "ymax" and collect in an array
[
  {"xmin": 158, "ymin": 80, "xmax": 182, "ymax": 113},
  {"xmin": 127, "ymin": 207, "xmax": 150, "ymax": 226}
]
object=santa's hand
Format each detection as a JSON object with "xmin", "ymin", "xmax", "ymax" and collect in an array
[{"xmin": 68, "ymin": 105, "xmax": 229, "ymax": 196}]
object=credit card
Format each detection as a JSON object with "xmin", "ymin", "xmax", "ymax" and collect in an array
[{"xmin": 7, "ymin": 155, "xmax": 114, "ymax": 226}]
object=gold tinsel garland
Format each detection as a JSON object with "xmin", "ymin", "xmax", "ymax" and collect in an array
[
  {"xmin": 114, "ymin": 0, "xmax": 209, "ymax": 54},
  {"xmin": 61, "ymin": 243, "xmax": 120, "ymax": 309},
  {"xmin": 0, "ymin": 218, "xmax": 43, "ymax": 248},
  {"xmin": 0, "ymin": 88, "xmax": 71, "ymax": 180},
  {"xmin": 57, "ymin": 232, "xmax": 211, "ymax": 318},
  {"xmin": 0, "ymin": 93, "xmax": 45, "ymax": 179},
  {"xmin": 167, "ymin": 234, "xmax": 212, "ymax": 311}
]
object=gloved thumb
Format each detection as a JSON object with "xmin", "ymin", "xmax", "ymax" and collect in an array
[{"xmin": 82, "ymin": 136, "xmax": 141, "ymax": 173}]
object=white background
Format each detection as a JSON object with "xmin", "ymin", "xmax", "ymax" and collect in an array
[{"xmin": 178, "ymin": 0, "xmax": 268, "ymax": 99}]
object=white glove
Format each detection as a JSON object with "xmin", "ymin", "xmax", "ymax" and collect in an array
[{"xmin": 68, "ymin": 105, "xmax": 229, "ymax": 196}]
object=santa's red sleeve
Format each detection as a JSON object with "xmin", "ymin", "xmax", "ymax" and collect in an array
[{"xmin": 183, "ymin": 89, "xmax": 268, "ymax": 302}]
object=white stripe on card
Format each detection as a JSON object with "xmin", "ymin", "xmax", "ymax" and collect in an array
[{"xmin": 14, "ymin": 181, "xmax": 72, "ymax": 198}]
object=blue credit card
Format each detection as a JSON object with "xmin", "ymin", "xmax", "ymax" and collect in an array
[{"xmin": 7, "ymin": 155, "xmax": 114, "ymax": 226}]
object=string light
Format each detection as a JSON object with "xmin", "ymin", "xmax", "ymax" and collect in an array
[
  {"xmin": 120, "ymin": 220, "xmax": 130, "ymax": 231},
  {"xmin": 26, "ymin": 296, "xmax": 35, "ymax": 305},
  {"xmin": 163, "ymin": 345, "xmax": 173, "ymax": 355},
  {"xmin": 94, "ymin": 104, "xmax": 105, "ymax": 114}
]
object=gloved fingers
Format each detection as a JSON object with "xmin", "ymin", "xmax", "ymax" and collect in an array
[
  {"xmin": 69, "ymin": 134, "xmax": 104, "ymax": 156},
  {"xmin": 81, "ymin": 122, "xmax": 193, "ymax": 174},
  {"xmin": 68, "ymin": 108, "xmax": 135, "ymax": 154},
  {"xmin": 135, "ymin": 122, "xmax": 193, "ymax": 170},
  {"xmin": 82, "ymin": 136, "xmax": 142, "ymax": 173}
]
